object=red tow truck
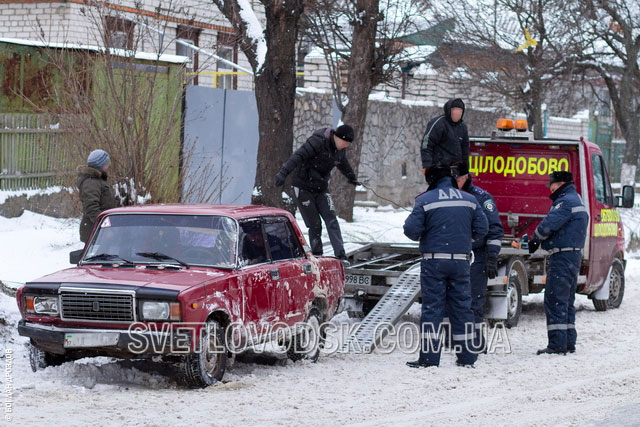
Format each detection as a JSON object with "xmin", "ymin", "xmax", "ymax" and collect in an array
[
  {"xmin": 470, "ymin": 122, "xmax": 634, "ymax": 325},
  {"xmin": 343, "ymin": 121, "xmax": 634, "ymax": 328},
  {"xmin": 15, "ymin": 205, "xmax": 344, "ymax": 387}
]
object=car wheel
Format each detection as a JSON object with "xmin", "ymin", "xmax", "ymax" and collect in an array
[
  {"xmin": 593, "ymin": 259, "xmax": 625, "ymax": 311},
  {"xmin": 29, "ymin": 343, "xmax": 66, "ymax": 372},
  {"xmin": 181, "ymin": 319, "xmax": 228, "ymax": 388},
  {"xmin": 287, "ymin": 308, "xmax": 325, "ymax": 363},
  {"xmin": 504, "ymin": 276, "xmax": 522, "ymax": 328}
]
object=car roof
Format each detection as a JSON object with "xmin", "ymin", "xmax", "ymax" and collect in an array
[{"xmin": 101, "ymin": 204, "xmax": 293, "ymax": 220}]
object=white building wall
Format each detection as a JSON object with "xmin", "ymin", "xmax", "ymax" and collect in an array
[{"xmin": 0, "ymin": 0, "xmax": 262, "ymax": 91}]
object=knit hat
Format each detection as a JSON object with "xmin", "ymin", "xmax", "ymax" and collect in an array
[
  {"xmin": 335, "ymin": 124, "xmax": 354, "ymax": 143},
  {"xmin": 87, "ymin": 149, "xmax": 110, "ymax": 169}
]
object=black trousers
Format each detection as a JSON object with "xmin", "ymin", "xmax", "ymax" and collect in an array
[{"xmin": 294, "ymin": 187, "xmax": 345, "ymax": 257}]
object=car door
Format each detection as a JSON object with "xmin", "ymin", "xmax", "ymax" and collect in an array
[
  {"xmin": 586, "ymin": 152, "xmax": 618, "ymax": 293},
  {"xmin": 263, "ymin": 217, "xmax": 310, "ymax": 326},
  {"xmin": 238, "ymin": 219, "xmax": 278, "ymax": 335}
]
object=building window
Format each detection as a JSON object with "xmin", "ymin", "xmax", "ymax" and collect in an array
[
  {"xmin": 216, "ymin": 32, "xmax": 238, "ymax": 90},
  {"xmin": 176, "ymin": 25, "xmax": 200, "ymax": 85},
  {"xmin": 104, "ymin": 16, "xmax": 135, "ymax": 50}
]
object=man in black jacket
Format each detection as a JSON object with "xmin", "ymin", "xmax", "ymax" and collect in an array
[
  {"xmin": 421, "ymin": 98, "xmax": 469, "ymax": 176},
  {"xmin": 275, "ymin": 125, "xmax": 359, "ymax": 260}
]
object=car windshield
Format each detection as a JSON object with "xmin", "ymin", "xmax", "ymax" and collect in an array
[{"xmin": 84, "ymin": 214, "xmax": 238, "ymax": 268}]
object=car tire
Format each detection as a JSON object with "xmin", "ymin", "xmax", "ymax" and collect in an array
[
  {"xmin": 287, "ymin": 308, "xmax": 325, "ymax": 363},
  {"xmin": 504, "ymin": 276, "xmax": 522, "ymax": 328},
  {"xmin": 29, "ymin": 343, "xmax": 66, "ymax": 372},
  {"xmin": 181, "ymin": 319, "xmax": 227, "ymax": 388},
  {"xmin": 593, "ymin": 259, "xmax": 625, "ymax": 311}
]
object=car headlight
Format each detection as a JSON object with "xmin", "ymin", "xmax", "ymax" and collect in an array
[
  {"xmin": 33, "ymin": 296, "xmax": 59, "ymax": 316},
  {"xmin": 141, "ymin": 301, "xmax": 181, "ymax": 321}
]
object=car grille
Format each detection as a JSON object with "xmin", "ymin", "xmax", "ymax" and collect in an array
[{"xmin": 60, "ymin": 290, "xmax": 134, "ymax": 322}]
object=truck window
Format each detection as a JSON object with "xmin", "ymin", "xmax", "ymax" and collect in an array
[
  {"xmin": 592, "ymin": 154, "xmax": 614, "ymax": 205},
  {"xmin": 264, "ymin": 221, "xmax": 295, "ymax": 261}
]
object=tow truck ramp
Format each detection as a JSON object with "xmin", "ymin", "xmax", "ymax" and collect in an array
[{"xmin": 339, "ymin": 263, "xmax": 421, "ymax": 354}]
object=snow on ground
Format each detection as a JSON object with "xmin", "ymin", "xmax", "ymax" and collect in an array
[{"xmin": 1, "ymin": 207, "xmax": 640, "ymax": 426}]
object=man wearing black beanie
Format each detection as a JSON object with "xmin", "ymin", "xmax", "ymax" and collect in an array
[
  {"xmin": 275, "ymin": 124, "xmax": 360, "ymax": 262},
  {"xmin": 420, "ymin": 98, "xmax": 469, "ymax": 176}
]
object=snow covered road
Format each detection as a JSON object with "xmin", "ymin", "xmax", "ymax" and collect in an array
[{"xmin": 1, "ymin": 208, "xmax": 639, "ymax": 426}]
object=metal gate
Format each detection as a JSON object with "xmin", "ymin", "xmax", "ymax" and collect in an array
[{"xmin": 183, "ymin": 85, "xmax": 259, "ymax": 204}]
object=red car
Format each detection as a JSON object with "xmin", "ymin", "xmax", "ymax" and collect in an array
[{"xmin": 16, "ymin": 205, "xmax": 345, "ymax": 387}]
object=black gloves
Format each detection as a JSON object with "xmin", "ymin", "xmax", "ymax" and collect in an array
[
  {"xmin": 275, "ymin": 172, "xmax": 286, "ymax": 187},
  {"xmin": 485, "ymin": 255, "xmax": 498, "ymax": 279},
  {"xmin": 528, "ymin": 237, "xmax": 541, "ymax": 254}
]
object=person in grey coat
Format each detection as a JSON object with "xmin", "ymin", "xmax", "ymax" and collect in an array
[{"xmin": 77, "ymin": 149, "xmax": 116, "ymax": 243}]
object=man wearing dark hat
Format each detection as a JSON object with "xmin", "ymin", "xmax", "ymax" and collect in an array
[
  {"xmin": 455, "ymin": 162, "xmax": 504, "ymax": 351},
  {"xmin": 420, "ymin": 98, "xmax": 469, "ymax": 176},
  {"xmin": 275, "ymin": 124, "xmax": 360, "ymax": 261},
  {"xmin": 529, "ymin": 171, "xmax": 589, "ymax": 355},
  {"xmin": 77, "ymin": 149, "xmax": 116, "ymax": 243},
  {"xmin": 403, "ymin": 165, "xmax": 488, "ymax": 368}
]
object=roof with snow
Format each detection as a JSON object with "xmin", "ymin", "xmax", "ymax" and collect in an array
[
  {"xmin": 398, "ymin": 18, "xmax": 454, "ymax": 46},
  {"xmin": 0, "ymin": 38, "xmax": 190, "ymax": 64}
]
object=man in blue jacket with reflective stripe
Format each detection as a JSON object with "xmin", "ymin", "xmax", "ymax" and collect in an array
[
  {"xmin": 404, "ymin": 165, "xmax": 488, "ymax": 368},
  {"xmin": 529, "ymin": 171, "xmax": 588, "ymax": 355},
  {"xmin": 456, "ymin": 163, "xmax": 504, "ymax": 352}
]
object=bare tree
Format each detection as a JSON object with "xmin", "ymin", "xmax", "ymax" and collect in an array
[
  {"xmin": 30, "ymin": 4, "xmax": 227, "ymax": 204},
  {"xmin": 304, "ymin": 0, "xmax": 428, "ymax": 220},
  {"xmin": 568, "ymin": 0, "xmax": 640, "ymax": 184},
  {"xmin": 211, "ymin": 0, "xmax": 304, "ymax": 209},
  {"xmin": 432, "ymin": 0, "xmax": 585, "ymax": 138}
]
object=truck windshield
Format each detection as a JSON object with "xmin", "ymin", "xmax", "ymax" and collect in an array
[{"xmin": 83, "ymin": 214, "xmax": 238, "ymax": 268}]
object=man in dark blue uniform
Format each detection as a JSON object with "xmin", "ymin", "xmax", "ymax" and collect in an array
[
  {"xmin": 404, "ymin": 165, "xmax": 488, "ymax": 367},
  {"xmin": 456, "ymin": 164, "xmax": 504, "ymax": 352},
  {"xmin": 529, "ymin": 171, "xmax": 588, "ymax": 355}
]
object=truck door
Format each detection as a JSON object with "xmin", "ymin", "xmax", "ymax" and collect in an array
[
  {"xmin": 262, "ymin": 217, "xmax": 308, "ymax": 326},
  {"xmin": 586, "ymin": 152, "xmax": 618, "ymax": 293}
]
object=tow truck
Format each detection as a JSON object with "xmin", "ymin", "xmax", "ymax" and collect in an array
[{"xmin": 339, "ymin": 119, "xmax": 634, "ymax": 353}]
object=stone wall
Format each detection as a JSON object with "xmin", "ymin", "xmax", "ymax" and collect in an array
[
  {"xmin": 357, "ymin": 100, "xmax": 500, "ymax": 207},
  {"xmin": 0, "ymin": 189, "xmax": 80, "ymax": 218},
  {"xmin": 290, "ymin": 93, "xmax": 501, "ymax": 208},
  {"xmin": 293, "ymin": 91, "xmax": 334, "ymax": 149}
]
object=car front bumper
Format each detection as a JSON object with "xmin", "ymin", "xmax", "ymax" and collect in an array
[{"xmin": 18, "ymin": 320, "xmax": 193, "ymax": 356}]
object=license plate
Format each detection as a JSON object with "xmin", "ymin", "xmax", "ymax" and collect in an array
[
  {"xmin": 63, "ymin": 332, "xmax": 119, "ymax": 348},
  {"xmin": 345, "ymin": 274, "xmax": 372, "ymax": 286}
]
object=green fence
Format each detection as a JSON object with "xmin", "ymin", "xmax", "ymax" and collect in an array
[{"xmin": 0, "ymin": 114, "xmax": 68, "ymax": 190}]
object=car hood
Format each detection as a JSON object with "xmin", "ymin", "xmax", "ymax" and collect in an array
[{"xmin": 28, "ymin": 265, "xmax": 227, "ymax": 292}]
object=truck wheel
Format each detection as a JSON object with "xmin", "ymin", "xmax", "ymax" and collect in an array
[
  {"xmin": 287, "ymin": 308, "xmax": 325, "ymax": 363},
  {"xmin": 29, "ymin": 343, "xmax": 66, "ymax": 372},
  {"xmin": 593, "ymin": 260, "xmax": 625, "ymax": 311},
  {"xmin": 181, "ymin": 320, "xmax": 227, "ymax": 388},
  {"xmin": 505, "ymin": 276, "xmax": 523, "ymax": 328}
]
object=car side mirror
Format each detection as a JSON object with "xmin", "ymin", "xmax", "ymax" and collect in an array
[
  {"xmin": 69, "ymin": 249, "xmax": 83, "ymax": 265},
  {"xmin": 618, "ymin": 185, "xmax": 635, "ymax": 208}
]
